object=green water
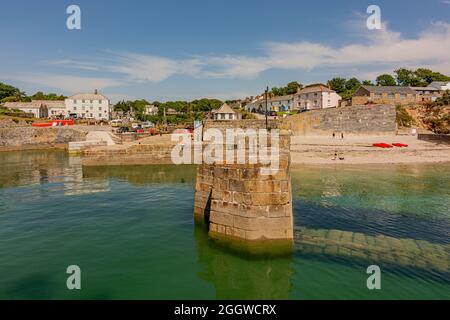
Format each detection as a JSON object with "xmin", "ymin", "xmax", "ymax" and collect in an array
[{"xmin": 0, "ymin": 151, "xmax": 449, "ymax": 300}]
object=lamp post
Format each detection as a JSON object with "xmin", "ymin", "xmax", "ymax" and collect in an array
[{"xmin": 265, "ymin": 86, "xmax": 269, "ymax": 130}]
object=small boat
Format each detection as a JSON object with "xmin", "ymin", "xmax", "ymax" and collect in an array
[
  {"xmin": 392, "ymin": 143, "xmax": 408, "ymax": 147},
  {"xmin": 373, "ymin": 143, "xmax": 393, "ymax": 148}
]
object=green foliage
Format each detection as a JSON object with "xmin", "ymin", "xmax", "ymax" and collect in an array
[
  {"xmin": 271, "ymin": 81, "xmax": 302, "ymax": 96},
  {"xmin": 395, "ymin": 68, "xmax": 450, "ymax": 86},
  {"xmin": 327, "ymin": 77, "xmax": 347, "ymax": 93},
  {"xmin": 395, "ymin": 105, "xmax": 414, "ymax": 127},
  {"xmin": 327, "ymin": 77, "xmax": 361, "ymax": 100},
  {"xmin": 31, "ymin": 91, "xmax": 66, "ymax": 101},
  {"xmin": 432, "ymin": 90, "xmax": 450, "ymax": 107},
  {"xmin": 362, "ymin": 80, "xmax": 374, "ymax": 85},
  {"xmin": 0, "ymin": 82, "xmax": 25, "ymax": 101},
  {"xmin": 376, "ymin": 74, "xmax": 397, "ymax": 86}
]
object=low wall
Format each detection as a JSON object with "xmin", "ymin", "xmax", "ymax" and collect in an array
[
  {"xmin": 0, "ymin": 126, "xmax": 86, "ymax": 151},
  {"xmin": 82, "ymin": 143, "xmax": 175, "ymax": 166},
  {"xmin": 281, "ymin": 104, "xmax": 396, "ymax": 136},
  {"xmin": 418, "ymin": 134, "xmax": 450, "ymax": 145}
]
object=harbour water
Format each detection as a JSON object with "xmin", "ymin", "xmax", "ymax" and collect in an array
[{"xmin": 0, "ymin": 150, "xmax": 449, "ymax": 299}]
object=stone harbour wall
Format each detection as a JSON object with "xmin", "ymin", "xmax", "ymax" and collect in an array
[
  {"xmin": 194, "ymin": 131, "xmax": 294, "ymax": 243},
  {"xmin": 0, "ymin": 126, "xmax": 86, "ymax": 151},
  {"xmin": 281, "ymin": 104, "xmax": 396, "ymax": 136}
]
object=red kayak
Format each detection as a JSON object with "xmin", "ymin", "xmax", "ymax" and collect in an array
[
  {"xmin": 373, "ymin": 143, "xmax": 393, "ymax": 148},
  {"xmin": 392, "ymin": 143, "xmax": 408, "ymax": 147}
]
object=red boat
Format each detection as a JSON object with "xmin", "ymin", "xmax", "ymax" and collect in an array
[
  {"xmin": 373, "ymin": 143, "xmax": 393, "ymax": 148},
  {"xmin": 32, "ymin": 119, "xmax": 74, "ymax": 127},
  {"xmin": 392, "ymin": 143, "xmax": 408, "ymax": 147}
]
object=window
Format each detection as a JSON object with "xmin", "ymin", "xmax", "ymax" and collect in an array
[
  {"xmin": 90, "ymin": 100, "xmax": 93, "ymax": 103},
  {"xmin": 375, "ymin": 93, "xmax": 382, "ymax": 99},
  {"xmin": 400, "ymin": 94, "xmax": 406, "ymax": 100},
  {"xmin": 221, "ymin": 114, "xmax": 225, "ymax": 120},
  {"xmin": 388, "ymin": 93, "xmax": 395, "ymax": 99},
  {"xmin": 90, "ymin": 106, "xmax": 93, "ymax": 110},
  {"xmin": 74, "ymin": 107, "xmax": 77, "ymax": 111},
  {"xmin": 99, "ymin": 107, "xmax": 102, "ymax": 111},
  {"xmin": 74, "ymin": 100, "xmax": 77, "ymax": 104},
  {"xmin": 90, "ymin": 113, "xmax": 93, "ymax": 117},
  {"xmin": 99, "ymin": 100, "xmax": 102, "ymax": 104},
  {"xmin": 82, "ymin": 100, "xmax": 85, "ymax": 103},
  {"xmin": 82, "ymin": 106, "xmax": 85, "ymax": 111}
]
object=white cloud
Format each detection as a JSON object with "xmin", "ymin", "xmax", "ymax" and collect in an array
[
  {"xmin": 7, "ymin": 73, "xmax": 124, "ymax": 93},
  {"xmin": 17, "ymin": 21, "xmax": 450, "ymax": 92}
]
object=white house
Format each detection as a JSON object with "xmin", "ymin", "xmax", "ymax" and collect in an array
[
  {"xmin": 212, "ymin": 103, "xmax": 237, "ymax": 120},
  {"xmin": 65, "ymin": 90, "xmax": 110, "ymax": 120},
  {"xmin": 4, "ymin": 100, "xmax": 66, "ymax": 118},
  {"xmin": 245, "ymin": 94, "xmax": 295, "ymax": 113},
  {"xmin": 294, "ymin": 84, "xmax": 341, "ymax": 111},
  {"xmin": 144, "ymin": 104, "xmax": 159, "ymax": 116}
]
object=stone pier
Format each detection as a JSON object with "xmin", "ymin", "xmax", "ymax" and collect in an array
[{"xmin": 194, "ymin": 127, "xmax": 293, "ymax": 245}]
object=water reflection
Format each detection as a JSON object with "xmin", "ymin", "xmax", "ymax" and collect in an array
[{"xmin": 194, "ymin": 224, "xmax": 294, "ymax": 299}]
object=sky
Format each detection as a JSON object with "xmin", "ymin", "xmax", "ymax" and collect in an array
[{"xmin": 0, "ymin": 0, "xmax": 449, "ymax": 102}]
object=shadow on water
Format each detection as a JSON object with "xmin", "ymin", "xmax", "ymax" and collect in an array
[
  {"xmin": 4, "ymin": 273, "xmax": 56, "ymax": 300},
  {"xmin": 193, "ymin": 223, "xmax": 294, "ymax": 300}
]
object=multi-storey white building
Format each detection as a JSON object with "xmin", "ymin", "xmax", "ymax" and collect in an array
[
  {"xmin": 294, "ymin": 84, "xmax": 341, "ymax": 111},
  {"xmin": 65, "ymin": 90, "xmax": 111, "ymax": 120}
]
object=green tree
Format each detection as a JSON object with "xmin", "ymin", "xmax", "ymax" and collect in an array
[
  {"xmin": 345, "ymin": 77, "xmax": 361, "ymax": 91},
  {"xmin": 327, "ymin": 77, "xmax": 347, "ymax": 93},
  {"xmin": 376, "ymin": 74, "xmax": 397, "ymax": 86},
  {"xmin": 394, "ymin": 68, "xmax": 420, "ymax": 86},
  {"xmin": 362, "ymin": 80, "xmax": 374, "ymax": 85},
  {"xmin": 0, "ymin": 82, "xmax": 26, "ymax": 101},
  {"xmin": 414, "ymin": 68, "xmax": 450, "ymax": 85}
]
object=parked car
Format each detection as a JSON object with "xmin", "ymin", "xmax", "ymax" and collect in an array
[{"xmin": 141, "ymin": 121, "xmax": 154, "ymax": 129}]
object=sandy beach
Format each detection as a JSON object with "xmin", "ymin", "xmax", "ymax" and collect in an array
[{"xmin": 290, "ymin": 135, "xmax": 450, "ymax": 166}]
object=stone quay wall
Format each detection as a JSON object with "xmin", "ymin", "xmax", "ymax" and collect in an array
[
  {"xmin": 82, "ymin": 143, "xmax": 175, "ymax": 166},
  {"xmin": 194, "ymin": 131, "xmax": 294, "ymax": 242},
  {"xmin": 281, "ymin": 104, "xmax": 396, "ymax": 136},
  {"xmin": 0, "ymin": 126, "xmax": 86, "ymax": 151},
  {"xmin": 418, "ymin": 133, "xmax": 450, "ymax": 145}
]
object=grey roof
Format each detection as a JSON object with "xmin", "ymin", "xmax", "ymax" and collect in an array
[
  {"xmin": 410, "ymin": 86, "xmax": 440, "ymax": 92},
  {"xmin": 67, "ymin": 92, "xmax": 109, "ymax": 100},
  {"xmin": 360, "ymin": 85, "xmax": 416, "ymax": 94},
  {"xmin": 428, "ymin": 81, "xmax": 450, "ymax": 89},
  {"xmin": 215, "ymin": 103, "xmax": 235, "ymax": 114}
]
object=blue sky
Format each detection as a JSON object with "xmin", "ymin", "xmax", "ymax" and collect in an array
[{"xmin": 1, "ymin": 0, "xmax": 449, "ymax": 102}]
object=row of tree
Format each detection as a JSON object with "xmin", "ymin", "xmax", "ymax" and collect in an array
[
  {"xmin": 0, "ymin": 82, "xmax": 66, "ymax": 103},
  {"xmin": 113, "ymin": 98, "xmax": 223, "ymax": 123}
]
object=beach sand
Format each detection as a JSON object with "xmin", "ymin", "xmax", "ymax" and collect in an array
[{"xmin": 290, "ymin": 135, "xmax": 450, "ymax": 166}]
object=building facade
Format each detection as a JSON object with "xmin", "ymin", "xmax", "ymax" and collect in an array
[
  {"xmin": 4, "ymin": 100, "xmax": 66, "ymax": 119},
  {"xmin": 352, "ymin": 86, "xmax": 419, "ymax": 106},
  {"xmin": 294, "ymin": 84, "xmax": 341, "ymax": 111},
  {"xmin": 64, "ymin": 91, "xmax": 110, "ymax": 120},
  {"xmin": 245, "ymin": 94, "xmax": 294, "ymax": 113}
]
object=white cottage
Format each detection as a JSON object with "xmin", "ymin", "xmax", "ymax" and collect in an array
[{"xmin": 212, "ymin": 103, "xmax": 237, "ymax": 120}]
